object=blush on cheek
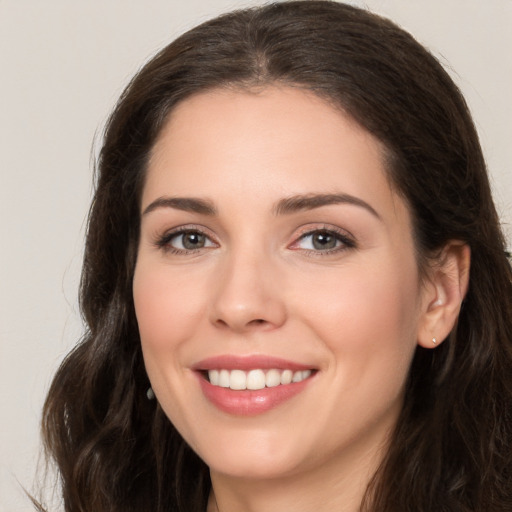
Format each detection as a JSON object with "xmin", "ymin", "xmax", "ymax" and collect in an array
[
  {"xmin": 303, "ymin": 264, "xmax": 419, "ymax": 360},
  {"xmin": 133, "ymin": 267, "xmax": 207, "ymax": 355}
]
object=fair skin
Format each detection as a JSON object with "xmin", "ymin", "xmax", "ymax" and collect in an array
[{"xmin": 133, "ymin": 86, "xmax": 469, "ymax": 512}]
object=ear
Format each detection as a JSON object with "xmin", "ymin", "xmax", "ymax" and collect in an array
[{"xmin": 417, "ymin": 241, "xmax": 471, "ymax": 349}]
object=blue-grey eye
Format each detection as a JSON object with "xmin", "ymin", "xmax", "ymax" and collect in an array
[
  {"xmin": 170, "ymin": 231, "xmax": 213, "ymax": 250},
  {"xmin": 297, "ymin": 230, "xmax": 346, "ymax": 251}
]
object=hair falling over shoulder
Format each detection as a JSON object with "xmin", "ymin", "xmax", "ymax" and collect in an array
[{"xmin": 36, "ymin": 2, "xmax": 512, "ymax": 511}]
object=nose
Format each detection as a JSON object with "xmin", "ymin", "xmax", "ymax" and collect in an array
[{"xmin": 209, "ymin": 248, "xmax": 287, "ymax": 333}]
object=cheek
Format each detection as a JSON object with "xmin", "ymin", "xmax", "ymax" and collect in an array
[
  {"xmin": 132, "ymin": 262, "xmax": 211, "ymax": 429},
  {"xmin": 291, "ymin": 258, "xmax": 422, "ymax": 447},
  {"xmin": 132, "ymin": 262, "xmax": 207, "ymax": 353},
  {"xmin": 299, "ymin": 257, "xmax": 421, "ymax": 376}
]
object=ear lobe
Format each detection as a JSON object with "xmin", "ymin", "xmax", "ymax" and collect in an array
[{"xmin": 417, "ymin": 241, "xmax": 470, "ymax": 349}]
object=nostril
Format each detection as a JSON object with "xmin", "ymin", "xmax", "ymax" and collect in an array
[{"xmin": 213, "ymin": 317, "xmax": 269, "ymax": 331}]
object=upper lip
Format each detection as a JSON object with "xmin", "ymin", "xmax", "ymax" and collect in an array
[{"xmin": 192, "ymin": 355, "xmax": 315, "ymax": 372}]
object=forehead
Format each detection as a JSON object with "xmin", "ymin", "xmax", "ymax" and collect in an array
[{"xmin": 143, "ymin": 86, "xmax": 408, "ymax": 228}]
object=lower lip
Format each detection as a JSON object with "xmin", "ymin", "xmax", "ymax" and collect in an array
[{"xmin": 197, "ymin": 374, "xmax": 313, "ymax": 416}]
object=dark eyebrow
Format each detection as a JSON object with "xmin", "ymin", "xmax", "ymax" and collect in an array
[
  {"xmin": 273, "ymin": 193, "xmax": 381, "ymax": 219},
  {"xmin": 142, "ymin": 196, "xmax": 217, "ymax": 216}
]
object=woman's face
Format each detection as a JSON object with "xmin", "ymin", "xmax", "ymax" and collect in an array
[{"xmin": 133, "ymin": 86, "xmax": 429, "ymax": 481}]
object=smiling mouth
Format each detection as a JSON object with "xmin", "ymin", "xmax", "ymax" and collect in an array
[{"xmin": 204, "ymin": 368, "xmax": 314, "ymax": 390}]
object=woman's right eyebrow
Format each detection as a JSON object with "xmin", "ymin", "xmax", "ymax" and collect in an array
[{"xmin": 142, "ymin": 196, "xmax": 217, "ymax": 216}]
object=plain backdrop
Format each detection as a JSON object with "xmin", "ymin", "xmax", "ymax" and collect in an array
[{"xmin": 1, "ymin": 1, "xmax": 510, "ymax": 510}]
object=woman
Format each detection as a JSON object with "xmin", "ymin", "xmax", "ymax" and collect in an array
[{"xmin": 39, "ymin": 1, "xmax": 512, "ymax": 511}]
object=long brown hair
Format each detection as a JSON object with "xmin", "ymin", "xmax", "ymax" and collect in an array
[{"xmin": 38, "ymin": 2, "xmax": 512, "ymax": 511}]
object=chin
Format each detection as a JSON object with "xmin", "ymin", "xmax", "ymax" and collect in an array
[
  {"xmin": 194, "ymin": 429, "xmax": 307, "ymax": 480},
  {"xmin": 207, "ymin": 455, "xmax": 302, "ymax": 481}
]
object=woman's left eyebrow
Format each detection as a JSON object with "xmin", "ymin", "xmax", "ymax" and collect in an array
[{"xmin": 273, "ymin": 193, "xmax": 381, "ymax": 220}]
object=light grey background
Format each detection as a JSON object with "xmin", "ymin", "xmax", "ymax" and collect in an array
[{"xmin": 1, "ymin": 1, "xmax": 510, "ymax": 510}]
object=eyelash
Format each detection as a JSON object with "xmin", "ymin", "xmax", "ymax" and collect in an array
[
  {"xmin": 154, "ymin": 225, "xmax": 356, "ymax": 256},
  {"xmin": 154, "ymin": 226, "xmax": 218, "ymax": 255},
  {"xmin": 290, "ymin": 226, "xmax": 356, "ymax": 256}
]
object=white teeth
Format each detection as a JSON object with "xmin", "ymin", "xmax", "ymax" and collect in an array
[
  {"xmin": 247, "ymin": 369, "xmax": 266, "ymax": 390},
  {"xmin": 206, "ymin": 368, "xmax": 313, "ymax": 390},
  {"xmin": 209, "ymin": 369, "xmax": 219, "ymax": 386},
  {"xmin": 292, "ymin": 371, "xmax": 303, "ymax": 383},
  {"xmin": 265, "ymin": 369, "xmax": 281, "ymax": 387},
  {"xmin": 219, "ymin": 369, "xmax": 230, "ymax": 388},
  {"xmin": 280, "ymin": 369, "xmax": 293, "ymax": 385},
  {"xmin": 230, "ymin": 370, "xmax": 247, "ymax": 390}
]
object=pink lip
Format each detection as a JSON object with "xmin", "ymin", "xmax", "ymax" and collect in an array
[
  {"xmin": 193, "ymin": 354, "xmax": 313, "ymax": 372},
  {"xmin": 197, "ymin": 376, "xmax": 312, "ymax": 416},
  {"xmin": 192, "ymin": 355, "xmax": 316, "ymax": 416}
]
